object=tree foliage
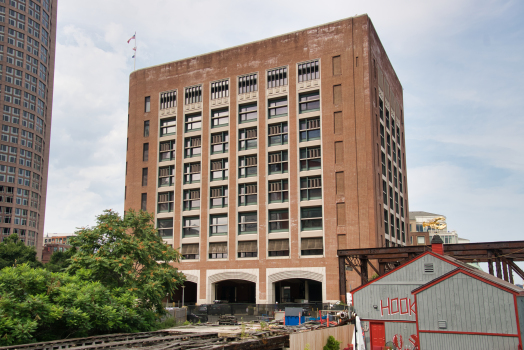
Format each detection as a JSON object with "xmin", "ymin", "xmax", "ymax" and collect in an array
[
  {"xmin": 0, "ymin": 264, "xmax": 155, "ymax": 346},
  {"xmin": 67, "ymin": 209, "xmax": 185, "ymax": 314},
  {"xmin": 0, "ymin": 233, "xmax": 42, "ymax": 270},
  {"xmin": 44, "ymin": 247, "xmax": 76, "ymax": 273},
  {"xmin": 323, "ymin": 335, "xmax": 341, "ymax": 350}
]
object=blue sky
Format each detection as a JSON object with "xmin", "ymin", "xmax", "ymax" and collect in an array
[{"xmin": 47, "ymin": 0, "xmax": 524, "ymax": 278}]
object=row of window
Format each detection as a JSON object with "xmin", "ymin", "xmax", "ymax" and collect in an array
[
  {"xmin": 180, "ymin": 237, "xmax": 323, "ymax": 260},
  {"xmin": 159, "ymin": 117, "xmax": 319, "ymax": 160},
  {"xmin": 152, "ymin": 61, "xmax": 319, "ymax": 111},
  {"xmin": 157, "ymin": 206, "xmax": 322, "ymax": 240},
  {"xmin": 156, "ymin": 175, "xmax": 321, "ymax": 213},
  {"xmin": 156, "ymin": 91, "xmax": 319, "ymax": 138}
]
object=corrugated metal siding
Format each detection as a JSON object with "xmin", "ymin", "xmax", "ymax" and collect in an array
[
  {"xmin": 353, "ymin": 255, "xmax": 456, "ymax": 321},
  {"xmin": 419, "ymin": 333, "xmax": 519, "ymax": 350},
  {"xmin": 517, "ymin": 296, "xmax": 524, "ymax": 344},
  {"xmin": 376, "ymin": 255, "xmax": 457, "ymax": 284},
  {"xmin": 360, "ymin": 321, "xmax": 416, "ymax": 349},
  {"xmin": 385, "ymin": 322, "xmax": 417, "ymax": 347},
  {"xmin": 417, "ymin": 273, "xmax": 518, "ymax": 335}
]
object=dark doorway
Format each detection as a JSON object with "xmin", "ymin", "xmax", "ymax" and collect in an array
[
  {"xmin": 172, "ymin": 281, "xmax": 197, "ymax": 305},
  {"xmin": 274, "ymin": 279, "xmax": 322, "ymax": 303},
  {"xmin": 214, "ymin": 279, "xmax": 256, "ymax": 303}
]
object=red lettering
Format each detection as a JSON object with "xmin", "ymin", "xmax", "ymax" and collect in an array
[
  {"xmin": 400, "ymin": 298, "xmax": 409, "ymax": 315},
  {"xmin": 380, "ymin": 298, "xmax": 390, "ymax": 316},
  {"xmin": 390, "ymin": 298, "xmax": 399, "ymax": 314},
  {"xmin": 409, "ymin": 298, "xmax": 417, "ymax": 315}
]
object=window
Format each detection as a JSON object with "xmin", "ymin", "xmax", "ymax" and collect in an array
[
  {"xmin": 238, "ymin": 73, "xmax": 257, "ymax": 93},
  {"xmin": 211, "ymin": 108, "xmax": 229, "ymax": 128},
  {"xmin": 157, "ymin": 192, "xmax": 174, "ymax": 213},
  {"xmin": 158, "ymin": 165, "xmax": 174, "ymax": 187},
  {"xmin": 301, "ymin": 237, "xmax": 323, "ymax": 255},
  {"xmin": 210, "ymin": 186, "xmax": 228, "ymax": 208},
  {"xmin": 239, "ymin": 127, "xmax": 257, "ymax": 150},
  {"xmin": 210, "ymin": 215, "xmax": 227, "ymax": 236},
  {"xmin": 267, "ymin": 67, "xmax": 287, "ymax": 88},
  {"xmin": 143, "ymin": 121, "xmax": 149, "ymax": 137},
  {"xmin": 300, "ymin": 176, "xmax": 321, "ymax": 200},
  {"xmin": 184, "ymin": 162, "xmax": 201, "ymax": 184},
  {"xmin": 298, "ymin": 60, "xmax": 319, "ymax": 82},
  {"xmin": 185, "ymin": 113, "xmax": 201, "ymax": 132},
  {"xmin": 268, "ymin": 97, "xmax": 288, "ymax": 118},
  {"xmin": 210, "ymin": 158, "xmax": 228, "ymax": 181},
  {"xmin": 211, "ymin": 79, "xmax": 229, "ymax": 99},
  {"xmin": 268, "ymin": 122, "xmax": 288, "ymax": 146},
  {"xmin": 182, "ymin": 216, "xmax": 200, "ymax": 238},
  {"xmin": 268, "ymin": 239, "xmax": 289, "ymax": 257},
  {"xmin": 142, "ymin": 143, "xmax": 149, "ymax": 161},
  {"xmin": 185, "ymin": 85, "xmax": 202, "ymax": 104},
  {"xmin": 144, "ymin": 96, "xmax": 150, "ymax": 112},
  {"xmin": 269, "ymin": 209, "xmax": 289, "ymax": 232},
  {"xmin": 381, "ymin": 152, "xmax": 386, "ymax": 177},
  {"xmin": 183, "ymin": 189, "xmax": 200, "ymax": 211},
  {"xmin": 299, "ymin": 117, "xmax": 320, "ymax": 141},
  {"xmin": 239, "ymin": 212, "xmax": 257, "ymax": 235},
  {"xmin": 211, "ymin": 131, "xmax": 228, "ymax": 154},
  {"xmin": 160, "ymin": 117, "xmax": 176, "ymax": 136},
  {"xmin": 299, "ymin": 91, "xmax": 320, "ymax": 113},
  {"xmin": 382, "ymin": 179, "xmax": 387, "ymax": 205},
  {"xmin": 141, "ymin": 168, "xmax": 148, "ymax": 186},
  {"xmin": 301, "ymin": 206, "xmax": 322, "ymax": 231},
  {"xmin": 141, "ymin": 193, "xmax": 147, "ymax": 211},
  {"xmin": 238, "ymin": 103, "xmax": 258, "ymax": 125},
  {"xmin": 159, "ymin": 140, "xmax": 175, "ymax": 162},
  {"xmin": 379, "ymin": 98, "xmax": 384, "ymax": 120},
  {"xmin": 181, "ymin": 244, "xmax": 199, "ymax": 260},
  {"xmin": 268, "ymin": 150, "xmax": 288, "ymax": 174},
  {"xmin": 160, "ymin": 90, "xmax": 177, "ymax": 109},
  {"xmin": 268, "ymin": 179, "xmax": 288, "ymax": 203},
  {"xmin": 390, "ymin": 213, "xmax": 395, "ymax": 239},
  {"xmin": 238, "ymin": 241, "xmax": 257, "ymax": 258},
  {"xmin": 299, "ymin": 147, "xmax": 321, "ymax": 171},
  {"xmin": 239, "ymin": 155, "xmax": 257, "ymax": 178},
  {"xmin": 209, "ymin": 242, "xmax": 227, "ymax": 259},
  {"xmin": 184, "ymin": 136, "xmax": 201, "ymax": 158},
  {"xmin": 239, "ymin": 183, "xmax": 257, "ymax": 206},
  {"xmin": 157, "ymin": 218, "xmax": 173, "ymax": 239}
]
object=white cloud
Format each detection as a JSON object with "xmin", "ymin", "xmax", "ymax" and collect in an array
[{"xmin": 46, "ymin": 0, "xmax": 524, "ymax": 270}]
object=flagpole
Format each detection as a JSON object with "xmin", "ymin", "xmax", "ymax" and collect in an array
[{"xmin": 134, "ymin": 32, "xmax": 136, "ymax": 71}]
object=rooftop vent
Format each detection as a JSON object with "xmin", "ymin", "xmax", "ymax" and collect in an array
[{"xmin": 424, "ymin": 263, "xmax": 434, "ymax": 274}]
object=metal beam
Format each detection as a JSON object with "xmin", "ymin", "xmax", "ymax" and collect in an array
[
  {"xmin": 339, "ymin": 256, "xmax": 346, "ymax": 303},
  {"xmin": 507, "ymin": 259, "xmax": 524, "ymax": 281}
]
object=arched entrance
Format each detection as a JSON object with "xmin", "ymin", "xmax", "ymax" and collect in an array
[
  {"xmin": 172, "ymin": 281, "xmax": 197, "ymax": 305},
  {"xmin": 208, "ymin": 271, "xmax": 258, "ymax": 303},
  {"xmin": 268, "ymin": 269, "xmax": 324, "ymax": 303}
]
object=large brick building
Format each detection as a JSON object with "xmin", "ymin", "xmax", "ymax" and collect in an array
[
  {"xmin": 125, "ymin": 15, "xmax": 408, "ymax": 304},
  {"xmin": 0, "ymin": 0, "xmax": 57, "ymax": 261}
]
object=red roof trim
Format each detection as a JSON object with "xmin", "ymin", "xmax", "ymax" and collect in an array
[
  {"xmin": 350, "ymin": 251, "xmax": 465, "ymax": 294},
  {"xmin": 412, "ymin": 268, "xmax": 520, "ymax": 295},
  {"xmin": 360, "ymin": 319, "xmax": 416, "ymax": 324}
]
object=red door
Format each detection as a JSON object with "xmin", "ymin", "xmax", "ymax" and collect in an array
[{"xmin": 370, "ymin": 322, "xmax": 386, "ymax": 350}]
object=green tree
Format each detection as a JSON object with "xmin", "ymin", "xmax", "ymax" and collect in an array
[
  {"xmin": 323, "ymin": 335, "xmax": 341, "ymax": 350},
  {"xmin": 0, "ymin": 233, "xmax": 42, "ymax": 270},
  {"xmin": 44, "ymin": 247, "xmax": 76, "ymax": 273},
  {"xmin": 67, "ymin": 209, "xmax": 185, "ymax": 314},
  {"xmin": 0, "ymin": 264, "xmax": 153, "ymax": 346}
]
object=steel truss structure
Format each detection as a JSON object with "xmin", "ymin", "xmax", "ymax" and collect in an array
[{"xmin": 338, "ymin": 240, "xmax": 524, "ymax": 301}]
